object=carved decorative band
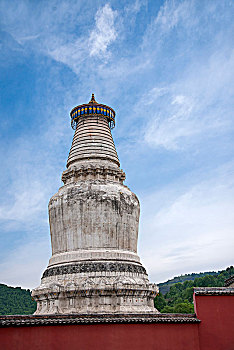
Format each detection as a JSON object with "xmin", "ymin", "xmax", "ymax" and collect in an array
[
  {"xmin": 71, "ymin": 105, "xmax": 115, "ymax": 130},
  {"xmin": 42, "ymin": 262, "xmax": 147, "ymax": 279},
  {"xmin": 62, "ymin": 165, "xmax": 125, "ymax": 184}
]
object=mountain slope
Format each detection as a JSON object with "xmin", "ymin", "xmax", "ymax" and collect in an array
[
  {"xmin": 155, "ymin": 266, "xmax": 234, "ymax": 313},
  {"xmin": 0, "ymin": 284, "xmax": 36, "ymax": 315},
  {"xmin": 158, "ymin": 271, "xmax": 219, "ymax": 295}
]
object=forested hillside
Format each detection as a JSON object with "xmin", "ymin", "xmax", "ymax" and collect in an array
[
  {"xmin": 0, "ymin": 266, "xmax": 233, "ymax": 315},
  {"xmin": 155, "ymin": 266, "xmax": 234, "ymax": 313},
  {"xmin": 158, "ymin": 271, "xmax": 218, "ymax": 295},
  {"xmin": 0, "ymin": 284, "xmax": 36, "ymax": 315}
]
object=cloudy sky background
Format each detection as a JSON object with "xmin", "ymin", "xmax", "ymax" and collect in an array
[{"xmin": 0, "ymin": 0, "xmax": 233, "ymax": 289}]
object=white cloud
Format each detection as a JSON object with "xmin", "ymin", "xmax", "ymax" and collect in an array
[
  {"xmin": 143, "ymin": 48, "xmax": 234, "ymax": 150},
  {"xmin": 0, "ymin": 100, "xmax": 71, "ymax": 233},
  {"xmin": 89, "ymin": 4, "xmax": 117, "ymax": 58},
  {"xmin": 141, "ymin": 0, "xmax": 196, "ymax": 50},
  {"xmin": 139, "ymin": 164, "xmax": 234, "ymax": 283},
  {"xmin": 46, "ymin": 4, "xmax": 118, "ymax": 74},
  {"xmin": 48, "ymin": 38, "xmax": 87, "ymax": 74},
  {"xmin": 0, "ymin": 1, "xmax": 118, "ymax": 74},
  {"xmin": 124, "ymin": 0, "xmax": 145, "ymax": 15},
  {"xmin": 155, "ymin": 0, "xmax": 195, "ymax": 33},
  {"xmin": 0, "ymin": 238, "xmax": 50, "ymax": 289},
  {"xmin": 142, "ymin": 87, "xmax": 169, "ymax": 105},
  {"xmin": 17, "ymin": 34, "xmax": 40, "ymax": 44},
  {"xmin": 0, "ymin": 181, "xmax": 47, "ymax": 225},
  {"xmin": 144, "ymin": 94, "xmax": 198, "ymax": 150}
]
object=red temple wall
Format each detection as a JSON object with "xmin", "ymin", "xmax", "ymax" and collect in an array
[
  {"xmin": 0, "ymin": 293, "xmax": 233, "ymax": 350},
  {"xmin": 194, "ymin": 294, "xmax": 234, "ymax": 350},
  {"xmin": 0, "ymin": 323, "xmax": 200, "ymax": 350}
]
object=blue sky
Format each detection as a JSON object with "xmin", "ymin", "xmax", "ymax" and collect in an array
[{"xmin": 0, "ymin": 0, "xmax": 233, "ymax": 289}]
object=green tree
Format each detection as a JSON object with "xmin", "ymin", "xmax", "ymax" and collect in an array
[
  {"xmin": 154, "ymin": 292, "xmax": 166, "ymax": 311},
  {"xmin": 174, "ymin": 303, "xmax": 194, "ymax": 313}
]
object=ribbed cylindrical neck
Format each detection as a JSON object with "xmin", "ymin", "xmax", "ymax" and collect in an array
[{"xmin": 67, "ymin": 116, "xmax": 120, "ymax": 169}]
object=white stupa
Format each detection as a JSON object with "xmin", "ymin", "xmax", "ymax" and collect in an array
[{"xmin": 32, "ymin": 94, "xmax": 158, "ymax": 314}]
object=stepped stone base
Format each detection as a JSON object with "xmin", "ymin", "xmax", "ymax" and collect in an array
[{"xmin": 32, "ymin": 260, "xmax": 158, "ymax": 315}]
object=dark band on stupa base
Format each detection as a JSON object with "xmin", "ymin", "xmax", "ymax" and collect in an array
[{"xmin": 42, "ymin": 262, "xmax": 147, "ymax": 278}]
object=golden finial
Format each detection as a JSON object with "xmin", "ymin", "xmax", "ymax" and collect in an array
[{"xmin": 89, "ymin": 93, "xmax": 97, "ymax": 104}]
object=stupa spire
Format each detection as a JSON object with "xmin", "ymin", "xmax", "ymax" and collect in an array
[
  {"xmin": 67, "ymin": 95, "xmax": 119, "ymax": 168},
  {"xmin": 89, "ymin": 93, "xmax": 97, "ymax": 104}
]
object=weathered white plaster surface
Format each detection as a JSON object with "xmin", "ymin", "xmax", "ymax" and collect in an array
[{"xmin": 49, "ymin": 181, "xmax": 139, "ymax": 255}]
